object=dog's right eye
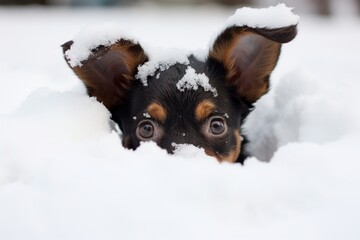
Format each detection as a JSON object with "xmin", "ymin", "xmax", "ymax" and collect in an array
[
  {"xmin": 137, "ymin": 120, "xmax": 155, "ymax": 139},
  {"xmin": 205, "ymin": 116, "xmax": 228, "ymax": 138}
]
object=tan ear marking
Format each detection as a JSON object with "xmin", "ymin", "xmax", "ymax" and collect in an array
[
  {"xmin": 147, "ymin": 102, "xmax": 167, "ymax": 123},
  {"xmin": 195, "ymin": 100, "xmax": 216, "ymax": 121},
  {"xmin": 209, "ymin": 26, "xmax": 297, "ymax": 103}
]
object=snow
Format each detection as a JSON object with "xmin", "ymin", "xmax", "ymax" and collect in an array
[
  {"xmin": 176, "ymin": 66, "xmax": 218, "ymax": 97},
  {"xmin": 1, "ymin": 5, "xmax": 360, "ymax": 240},
  {"xmin": 226, "ymin": 3, "xmax": 300, "ymax": 29},
  {"xmin": 64, "ymin": 22, "xmax": 135, "ymax": 67},
  {"xmin": 136, "ymin": 48, "xmax": 190, "ymax": 86},
  {"xmin": 143, "ymin": 112, "xmax": 151, "ymax": 118}
]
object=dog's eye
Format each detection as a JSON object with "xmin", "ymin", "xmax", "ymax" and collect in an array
[
  {"xmin": 208, "ymin": 117, "xmax": 227, "ymax": 136},
  {"xmin": 210, "ymin": 119, "xmax": 225, "ymax": 134},
  {"xmin": 137, "ymin": 121, "xmax": 155, "ymax": 139}
]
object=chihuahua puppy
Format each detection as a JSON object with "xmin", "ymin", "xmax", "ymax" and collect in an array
[{"xmin": 62, "ymin": 24, "xmax": 297, "ymax": 163}]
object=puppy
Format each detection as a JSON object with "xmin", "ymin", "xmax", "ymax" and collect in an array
[{"xmin": 62, "ymin": 24, "xmax": 297, "ymax": 163}]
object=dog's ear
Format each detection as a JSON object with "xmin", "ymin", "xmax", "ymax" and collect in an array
[
  {"xmin": 62, "ymin": 39, "xmax": 148, "ymax": 109},
  {"xmin": 209, "ymin": 25, "xmax": 297, "ymax": 103}
]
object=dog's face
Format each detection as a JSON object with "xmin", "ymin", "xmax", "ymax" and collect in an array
[
  {"xmin": 62, "ymin": 25, "xmax": 297, "ymax": 163},
  {"xmin": 113, "ymin": 57, "xmax": 249, "ymax": 163}
]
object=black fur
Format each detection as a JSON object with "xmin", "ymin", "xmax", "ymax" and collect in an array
[{"xmin": 112, "ymin": 56, "xmax": 250, "ymax": 163}]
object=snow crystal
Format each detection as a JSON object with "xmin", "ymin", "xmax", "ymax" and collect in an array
[
  {"xmin": 64, "ymin": 22, "xmax": 135, "ymax": 67},
  {"xmin": 143, "ymin": 112, "xmax": 151, "ymax": 118},
  {"xmin": 226, "ymin": 3, "xmax": 300, "ymax": 29},
  {"xmin": 176, "ymin": 66, "xmax": 218, "ymax": 97}
]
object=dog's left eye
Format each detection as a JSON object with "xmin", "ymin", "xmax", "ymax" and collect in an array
[{"xmin": 207, "ymin": 117, "xmax": 228, "ymax": 136}]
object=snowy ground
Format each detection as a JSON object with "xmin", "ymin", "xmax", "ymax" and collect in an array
[{"xmin": 1, "ymin": 5, "xmax": 360, "ymax": 240}]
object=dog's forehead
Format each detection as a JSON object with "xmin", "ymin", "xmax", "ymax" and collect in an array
[
  {"xmin": 136, "ymin": 55, "xmax": 205, "ymax": 84},
  {"xmin": 137, "ymin": 58, "xmax": 211, "ymax": 99},
  {"xmin": 131, "ymin": 56, "xmax": 235, "ymax": 121}
]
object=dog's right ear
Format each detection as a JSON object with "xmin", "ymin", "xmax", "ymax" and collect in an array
[
  {"xmin": 62, "ymin": 39, "xmax": 148, "ymax": 109},
  {"xmin": 209, "ymin": 25, "xmax": 297, "ymax": 104}
]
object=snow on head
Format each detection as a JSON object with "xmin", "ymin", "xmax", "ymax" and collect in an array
[
  {"xmin": 176, "ymin": 66, "xmax": 218, "ymax": 97},
  {"xmin": 136, "ymin": 48, "xmax": 190, "ymax": 86},
  {"xmin": 64, "ymin": 22, "xmax": 135, "ymax": 67},
  {"xmin": 226, "ymin": 3, "xmax": 300, "ymax": 29}
]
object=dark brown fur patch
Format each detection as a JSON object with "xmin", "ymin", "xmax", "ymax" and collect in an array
[
  {"xmin": 62, "ymin": 39, "xmax": 148, "ymax": 109},
  {"xmin": 226, "ymin": 32, "xmax": 279, "ymax": 103},
  {"xmin": 195, "ymin": 100, "xmax": 215, "ymax": 121},
  {"xmin": 147, "ymin": 102, "xmax": 167, "ymax": 122},
  {"xmin": 209, "ymin": 25, "xmax": 297, "ymax": 103}
]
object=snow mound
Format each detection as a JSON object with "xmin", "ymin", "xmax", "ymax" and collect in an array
[
  {"xmin": 245, "ymin": 70, "xmax": 360, "ymax": 161},
  {"xmin": 176, "ymin": 66, "xmax": 218, "ymax": 97},
  {"xmin": 226, "ymin": 3, "xmax": 300, "ymax": 29},
  {"xmin": 2, "ymin": 68, "xmax": 360, "ymax": 239}
]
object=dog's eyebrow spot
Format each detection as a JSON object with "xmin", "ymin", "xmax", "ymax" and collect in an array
[
  {"xmin": 147, "ymin": 102, "xmax": 167, "ymax": 122},
  {"xmin": 195, "ymin": 100, "xmax": 216, "ymax": 121}
]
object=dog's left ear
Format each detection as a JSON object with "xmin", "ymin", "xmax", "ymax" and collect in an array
[
  {"xmin": 62, "ymin": 39, "xmax": 148, "ymax": 109},
  {"xmin": 209, "ymin": 25, "xmax": 297, "ymax": 103}
]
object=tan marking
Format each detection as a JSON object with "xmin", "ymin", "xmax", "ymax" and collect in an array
[
  {"xmin": 195, "ymin": 100, "xmax": 216, "ymax": 121},
  {"xmin": 122, "ymin": 135, "xmax": 131, "ymax": 149},
  {"xmin": 204, "ymin": 130, "xmax": 242, "ymax": 163},
  {"xmin": 147, "ymin": 102, "xmax": 167, "ymax": 122}
]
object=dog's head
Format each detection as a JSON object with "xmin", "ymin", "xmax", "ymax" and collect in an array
[{"xmin": 62, "ymin": 25, "xmax": 297, "ymax": 163}]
